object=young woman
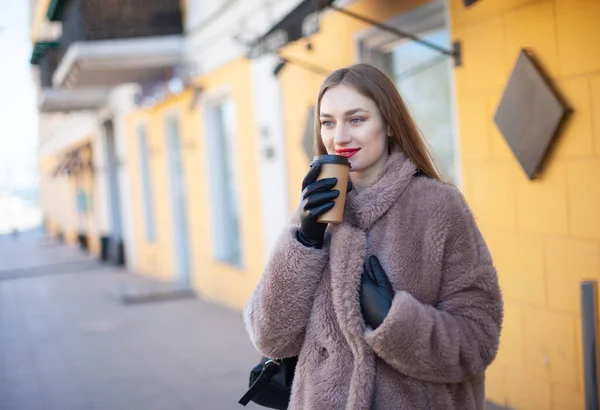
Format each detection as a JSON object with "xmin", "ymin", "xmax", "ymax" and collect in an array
[{"xmin": 243, "ymin": 63, "xmax": 503, "ymax": 409}]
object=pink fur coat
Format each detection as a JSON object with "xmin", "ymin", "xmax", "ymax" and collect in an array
[{"xmin": 244, "ymin": 151, "xmax": 503, "ymax": 409}]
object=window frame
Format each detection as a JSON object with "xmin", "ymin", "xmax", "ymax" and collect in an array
[
  {"xmin": 354, "ymin": 0, "xmax": 462, "ymax": 187},
  {"xmin": 202, "ymin": 90, "xmax": 244, "ymax": 268},
  {"xmin": 136, "ymin": 123, "xmax": 156, "ymax": 242}
]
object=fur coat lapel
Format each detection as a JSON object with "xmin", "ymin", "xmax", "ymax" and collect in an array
[
  {"xmin": 328, "ymin": 151, "xmax": 417, "ymax": 409},
  {"xmin": 329, "ymin": 224, "xmax": 372, "ymax": 409}
]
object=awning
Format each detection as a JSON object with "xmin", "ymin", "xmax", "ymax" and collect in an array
[
  {"xmin": 247, "ymin": 0, "xmax": 334, "ymax": 59},
  {"xmin": 29, "ymin": 41, "xmax": 59, "ymax": 65},
  {"xmin": 46, "ymin": 0, "xmax": 66, "ymax": 22}
]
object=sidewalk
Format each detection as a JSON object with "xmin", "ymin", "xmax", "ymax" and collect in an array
[
  {"xmin": 0, "ymin": 229, "xmax": 262, "ymax": 410},
  {"xmin": 0, "ymin": 228, "xmax": 94, "ymax": 272}
]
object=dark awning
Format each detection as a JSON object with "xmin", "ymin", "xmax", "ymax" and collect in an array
[
  {"xmin": 46, "ymin": 0, "xmax": 66, "ymax": 22},
  {"xmin": 247, "ymin": 0, "xmax": 334, "ymax": 59},
  {"xmin": 30, "ymin": 41, "xmax": 59, "ymax": 65}
]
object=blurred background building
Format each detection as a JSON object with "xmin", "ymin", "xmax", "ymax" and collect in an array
[{"xmin": 28, "ymin": 0, "xmax": 600, "ymax": 408}]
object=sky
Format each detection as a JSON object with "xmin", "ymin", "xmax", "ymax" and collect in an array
[{"xmin": 0, "ymin": 0, "xmax": 39, "ymax": 193}]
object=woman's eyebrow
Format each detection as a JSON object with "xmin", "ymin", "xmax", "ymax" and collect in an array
[{"xmin": 320, "ymin": 108, "xmax": 369, "ymax": 118}]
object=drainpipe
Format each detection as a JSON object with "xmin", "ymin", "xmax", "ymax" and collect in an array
[{"xmin": 581, "ymin": 280, "xmax": 600, "ymax": 410}]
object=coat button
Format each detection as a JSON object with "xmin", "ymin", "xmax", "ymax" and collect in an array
[{"xmin": 319, "ymin": 347, "xmax": 329, "ymax": 359}]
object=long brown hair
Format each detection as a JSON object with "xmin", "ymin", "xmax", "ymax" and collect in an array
[{"xmin": 314, "ymin": 63, "xmax": 444, "ymax": 182}]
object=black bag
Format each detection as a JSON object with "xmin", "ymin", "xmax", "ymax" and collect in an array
[{"xmin": 239, "ymin": 356, "xmax": 298, "ymax": 409}]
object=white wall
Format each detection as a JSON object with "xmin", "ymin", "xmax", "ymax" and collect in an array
[
  {"xmin": 250, "ymin": 55, "xmax": 291, "ymax": 261},
  {"xmin": 39, "ymin": 112, "xmax": 98, "ymax": 158}
]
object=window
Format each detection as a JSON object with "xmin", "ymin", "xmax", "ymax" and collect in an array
[
  {"xmin": 76, "ymin": 191, "xmax": 91, "ymax": 213},
  {"xmin": 165, "ymin": 114, "xmax": 192, "ymax": 283},
  {"xmin": 138, "ymin": 125, "xmax": 156, "ymax": 241},
  {"xmin": 358, "ymin": 1, "xmax": 460, "ymax": 185},
  {"xmin": 205, "ymin": 97, "xmax": 243, "ymax": 266}
]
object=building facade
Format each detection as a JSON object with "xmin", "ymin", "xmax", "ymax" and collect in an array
[
  {"xmin": 31, "ymin": 0, "xmax": 600, "ymax": 408},
  {"xmin": 30, "ymin": 0, "xmax": 186, "ymax": 265}
]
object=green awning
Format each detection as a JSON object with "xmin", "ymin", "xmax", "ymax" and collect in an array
[
  {"xmin": 46, "ymin": 0, "xmax": 66, "ymax": 22},
  {"xmin": 29, "ymin": 41, "xmax": 59, "ymax": 65}
]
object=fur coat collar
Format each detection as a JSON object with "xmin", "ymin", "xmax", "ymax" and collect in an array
[{"xmin": 344, "ymin": 150, "xmax": 417, "ymax": 230}]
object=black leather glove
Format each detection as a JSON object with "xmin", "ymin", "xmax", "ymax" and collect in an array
[
  {"xmin": 360, "ymin": 256, "xmax": 395, "ymax": 329},
  {"xmin": 297, "ymin": 162, "xmax": 339, "ymax": 249}
]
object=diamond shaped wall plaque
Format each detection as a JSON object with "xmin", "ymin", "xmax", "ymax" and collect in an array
[{"xmin": 494, "ymin": 49, "xmax": 569, "ymax": 179}]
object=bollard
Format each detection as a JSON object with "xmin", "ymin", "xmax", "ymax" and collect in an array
[{"xmin": 581, "ymin": 280, "xmax": 600, "ymax": 410}]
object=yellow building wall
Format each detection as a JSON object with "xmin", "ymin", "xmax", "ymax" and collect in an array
[
  {"xmin": 450, "ymin": 0, "xmax": 600, "ymax": 408},
  {"xmin": 127, "ymin": 58, "xmax": 264, "ymax": 311},
  {"xmin": 62, "ymin": 173, "xmax": 79, "ymax": 245}
]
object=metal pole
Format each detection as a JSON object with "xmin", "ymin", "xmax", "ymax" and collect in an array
[
  {"xmin": 279, "ymin": 56, "xmax": 330, "ymax": 76},
  {"xmin": 328, "ymin": 5, "xmax": 455, "ymax": 58},
  {"xmin": 581, "ymin": 280, "xmax": 600, "ymax": 410}
]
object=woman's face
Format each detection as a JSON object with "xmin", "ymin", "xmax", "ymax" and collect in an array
[{"xmin": 319, "ymin": 84, "xmax": 389, "ymax": 176}]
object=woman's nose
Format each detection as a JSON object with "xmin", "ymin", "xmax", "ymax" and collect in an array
[{"xmin": 334, "ymin": 124, "xmax": 351, "ymax": 145}]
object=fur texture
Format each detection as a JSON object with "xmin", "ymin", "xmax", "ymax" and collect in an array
[{"xmin": 244, "ymin": 151, "xmax": 503, "ymax": 409}]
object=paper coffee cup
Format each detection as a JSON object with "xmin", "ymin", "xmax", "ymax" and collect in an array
[{"xmin": 313, "ymin": 154, "xmax": 351, "ymax": 224}]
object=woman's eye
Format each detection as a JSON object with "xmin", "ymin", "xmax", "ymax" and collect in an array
[
  {"xmin": 321, "ymin": 121, "xmax": 334, "ymax": 127},
  {"xmin": 350, "ymin": 117, "xmax": 363, "ymax": 124}
]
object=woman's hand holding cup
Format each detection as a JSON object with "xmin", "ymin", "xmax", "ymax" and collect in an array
[
  {"xmin": 297, "ymin": 155, "xmax": 351, "ymax": 249},
  {"xmin": 297, "ymin": 162, "xmax": 339, "ymax": 249}
]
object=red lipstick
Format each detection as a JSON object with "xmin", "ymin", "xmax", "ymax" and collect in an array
[{"xmin": 335, "ymin": 148, "xmax": 360, "ymax": 158}]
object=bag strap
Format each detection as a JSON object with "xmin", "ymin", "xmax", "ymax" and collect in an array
[{"xmin": 238, "ymin": 359, "xmax": 281, "ymax": 406}]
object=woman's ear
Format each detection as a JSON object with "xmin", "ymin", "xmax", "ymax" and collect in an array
[{"xmin": 387, "ymin": 124, "xmax": 393, "ymax": 137}]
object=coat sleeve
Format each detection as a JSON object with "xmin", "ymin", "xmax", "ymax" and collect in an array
[
  {"xmin": 243, "ymin": 222, "xmax": 329, "ymax": 359},
  {"xmin": 364, "ymin": 189, "xmax": 503, "ymax": 384}
]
